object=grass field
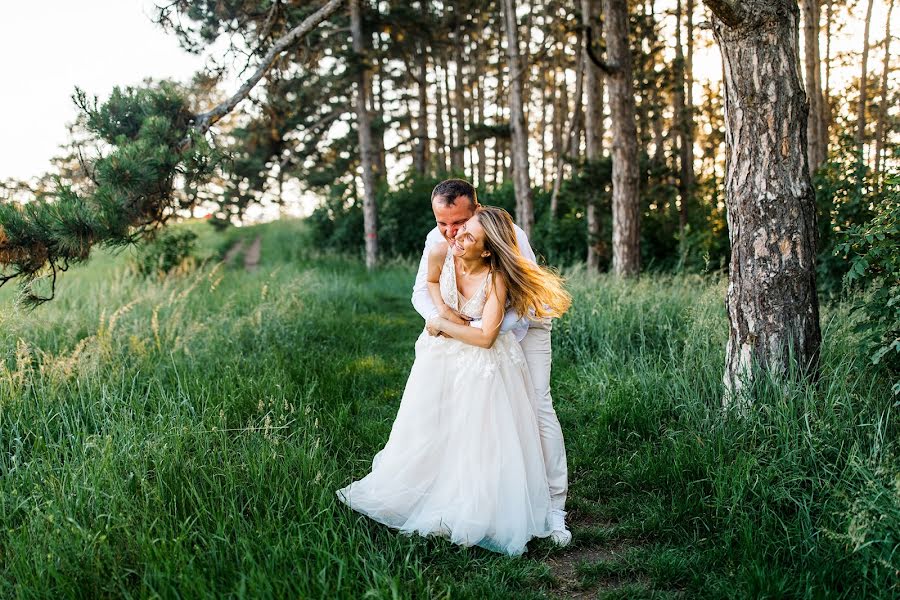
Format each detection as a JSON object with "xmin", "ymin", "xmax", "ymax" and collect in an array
[{"xmin": 1, "ymin": 219, "xmax": 897, "ymax": 599}]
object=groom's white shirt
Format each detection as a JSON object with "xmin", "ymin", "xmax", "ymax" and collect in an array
[{"xmin": 411, "ymin": 224, "xmax": 536, "ymax": 342}]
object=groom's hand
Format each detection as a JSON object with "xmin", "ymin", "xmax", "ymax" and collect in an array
[{"xmin": 440, "ymin": 306, "xmax": 473, "ymax": 326}]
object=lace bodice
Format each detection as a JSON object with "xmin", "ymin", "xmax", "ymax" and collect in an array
[{"xmin": 439, "ymin": 247, "xmax": 491, "ymax": 319}]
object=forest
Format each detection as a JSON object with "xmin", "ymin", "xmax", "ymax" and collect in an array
[{"xmin": 0, "ymin": 0, "xmax": 897, "ymax": 597}]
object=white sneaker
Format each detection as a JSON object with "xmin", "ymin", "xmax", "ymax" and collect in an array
[{"xmin": 549, "ymin": 509, "xmax": 572, "ymax": 547}]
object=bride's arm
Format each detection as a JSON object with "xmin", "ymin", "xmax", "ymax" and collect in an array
[
  {"xmin": 426, "ymin": 242, "xmax": 452, "ymax": 318},
  {"xmin": 430, "ymin": 275, "xmax": 508, "ymax": 349}
]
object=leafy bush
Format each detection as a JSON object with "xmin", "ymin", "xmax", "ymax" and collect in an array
[
  {"xmin": 833, "ymin": 172, "xmax": 899, "ymax": 387},
  {"xmin": 132, "ymin": 228, "xmax": 198, "ymax": 277}
]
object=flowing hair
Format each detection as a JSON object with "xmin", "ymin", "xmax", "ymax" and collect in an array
[{"xmin": 475, "ymin": 206, "xmax": 572, "ymax": 319}]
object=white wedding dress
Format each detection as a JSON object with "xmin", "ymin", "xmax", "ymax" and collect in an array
[{"xmin": 336, "ymin": 248, "xmax": 553, "ymax": 556}]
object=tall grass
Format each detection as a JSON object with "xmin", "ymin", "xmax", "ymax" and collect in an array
[{"xmin": 0, "ymin": 219, "xmax": 896, "ymax": 598}]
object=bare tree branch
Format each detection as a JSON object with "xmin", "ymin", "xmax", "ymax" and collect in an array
[
  {"xmin": 584, "ymin": 26, "xmax": 615, "ymax": 75},
  {"xmin": 192, "ymin": 0, "xmax": 344, "ymax": 137}
]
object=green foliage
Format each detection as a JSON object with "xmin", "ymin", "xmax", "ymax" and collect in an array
[
  {"xmin": 832, "ymin": 174, "xmax": 899, "ymax": 384},
  {"xmin": 0, "ymin": 82, "xmax": 220, "ymax": 304},
  {"xmin": 131, "ymin": 228, "xmax": 199, "ymax": 277},
  {"xmin": 815, "ymin": 135, "xmax": 878, "ymax": 295}
]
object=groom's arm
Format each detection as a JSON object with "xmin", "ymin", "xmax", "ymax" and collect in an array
[{"xmin": 411, "ymin": 237, "xmax": 438, "ymax": 321}]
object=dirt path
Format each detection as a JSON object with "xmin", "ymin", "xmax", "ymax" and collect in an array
[
  {"xmin": 243, "ymin": 235, "xmax": 262, "ymax": 271},
  {"xmin": 544, "ymin": 513, "xmax": 649, "ymax": 598},
  {"xmin": 223, "ymin": 239, "xmax": 245, "ymax": 266}
]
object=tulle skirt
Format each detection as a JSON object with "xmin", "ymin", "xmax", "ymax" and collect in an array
[{"xmin": 336, "ymin": 330, "xmax": 553, "ymax": 556}]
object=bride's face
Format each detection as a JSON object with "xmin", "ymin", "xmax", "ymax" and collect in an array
[{"xmin": 451, "ymin": 215, "xmax": 488, "ymax": 261}]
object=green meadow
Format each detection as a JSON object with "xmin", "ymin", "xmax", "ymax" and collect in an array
[{"xmin": 0, "ymin": 219, "xmax": 896, "ymax": 598}]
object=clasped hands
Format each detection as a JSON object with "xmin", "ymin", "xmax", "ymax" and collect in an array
[{"xmin": 426, "ymin": 306, "xmax": 472, "ymax": 337}]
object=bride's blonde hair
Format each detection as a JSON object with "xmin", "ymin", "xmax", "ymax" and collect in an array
[{"xmin": 476, "ymin": 206, "xmax": 571, "ymax": 319}]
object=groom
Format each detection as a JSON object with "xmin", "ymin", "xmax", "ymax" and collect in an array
[{"xmin": 411, "ymin": 178, "xmax": 572, "ymax": 547}]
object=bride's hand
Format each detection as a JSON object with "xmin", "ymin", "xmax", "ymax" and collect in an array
[
  {"xmin": 426, "ymin": 317, "xmax": 443, "ymax": 337},
  {"xmin": 440, "ymin": 306, "xmax": 472, "ymax": 326}
]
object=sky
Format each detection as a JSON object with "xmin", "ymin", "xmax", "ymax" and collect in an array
[{"xmin": 0, "ymin": 0, "xmax": 206, "ymax": 182}]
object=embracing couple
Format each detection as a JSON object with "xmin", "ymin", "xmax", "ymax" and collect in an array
[{"xmin": 337, "ymin": 179, "xmax": 572, "ymax": 556}]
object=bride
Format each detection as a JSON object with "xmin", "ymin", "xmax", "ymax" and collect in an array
[{"xmin": 336, "ymin": 206, "xmax": 571, "ymax": 556}]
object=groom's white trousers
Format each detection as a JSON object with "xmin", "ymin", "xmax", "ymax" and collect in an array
[{"xmin": 519, "ymin": 321, "xmax": 568, "ymax": 511}]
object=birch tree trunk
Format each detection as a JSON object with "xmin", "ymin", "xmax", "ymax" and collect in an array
[
  {"xmin": 873, "ymin": 0, "xmax": 895, "ymax": 187},
  {"xmin": 583, "ymin": 0, "xmax": 605, "ymax": 271},
  {"xmin": 350, "ymin": 0, "xmax": 378, "ymax": 270},
  {"xmin": 502, "ymin": 0, "xmax": 535, "ymax": 236},
  {"xmin": 704, "ymin": 0, "xmax": 822, "ymax": 401},
  {"xmin": 802, "ymin": 0, "xmax": 826, "ymax": 174},
  {"xmin": 604, "ymin": 0, "xmax": 641, "ymax": 276}
]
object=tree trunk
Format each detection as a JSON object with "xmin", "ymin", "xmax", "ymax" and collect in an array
[
  {"xmin": 350, "ymin": 0, "xmax": 378, "ymax": 270},
  {"xmin": 674, "ymin": 0, "xmax": 696, "ymax": 232},
  {"xmin": 823, "ymin": 0, "xmax": 832, "ymax": 155},
  {"xmin": 873, "ymin": 0, "xmax": 895, "ymax": 188},
  {"xmin": 539, "ymin": 69, "xmax": 549, "ymax": 190},
  {"xmin": 502, "ymin": 0, "xmax": 534, "ymax": 236},
  {"xmin": 583, "ymin": 0, "xmax": 605, "ymax": 271},
  {"xmin": 474, "ymin": 41, "xmax": 488, "ymax": 187},
  {"xmin": 705, "ymin": 0, "xmax": 822, "ymax": 401},
  {"xmin": 802, "ymin": 0, "xmax": 826, "ymax": 174},
  {"xmin": 857, "ymin": 0, "xmax": 875, "ymax": 155},
  {"xmin": 451, "ymin": 34, "xmax": 467, "ymax": 174},
  {"xmin": 413, "ymin": 49, "xmax": 430, "ymax": 176},
  {"xmin": 550, "ymin": 29, "xmax": 584, "ymax": 219},
  {"xmin": 371, "ymin": 30, "xmax": 387, "ymax": 179},
  {"xmin": 439, "ymin": 53, "xmax": 454, "ymax": 171},
  {"xmin": 434, "ymin": 57, "xmax": 448, "ymax": 173},
  {"xmin": 603, "ymin": 0, "xmax": 641, "ymax": 276}
]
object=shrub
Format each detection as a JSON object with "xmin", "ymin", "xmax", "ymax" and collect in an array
[{"xmin": 132, "ymin": 228, "xmax": 198, "ymax": 277}]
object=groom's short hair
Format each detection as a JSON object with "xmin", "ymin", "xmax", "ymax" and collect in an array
[{"xmin": 431, "ymin": 179, "xmax": 478, "ymax": 208}]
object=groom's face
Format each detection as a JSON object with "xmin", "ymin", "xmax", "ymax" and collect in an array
[{"xmin": 432, "ymin": 196, "xmax": 476, "ymax": 242}]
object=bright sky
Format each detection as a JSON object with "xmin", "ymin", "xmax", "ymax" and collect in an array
[{"xmin": 0, "ymin": 0, "xmax": 206, "ymax": 182}]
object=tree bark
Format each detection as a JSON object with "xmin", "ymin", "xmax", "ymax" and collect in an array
[
  {"xmin": 350, "ymin": 0, "xmax": 378, "ymax": 270},
  {"xmin": 583, "ymin": 0, "xmax": 605, "ymax": 271},
  {"xmin": 451, "ymin": 34, "xmax": 467, "ymax": 174},
  {"xmin": 873, "ymin": 0, "xmax": 895, "ymax": 188},
  {"xmin": 823, "ymin": 0, "xmax": 833, "ymax": 153},
  {"xmin": 413, "ymin": 49, "xmax": 430, "ymax": 176},
  {"xmin": 370, "ymin": 29, "xmax": 387, "ymax": 179},
  {"xmin": 434, "ymin": 57, "xmax": 448, "ymax": 173},
  {"xmin": 502, "ymin": 0, "xmax": 535, "ymax": 236},
  {"xmin": 857, "ymin": 0, "xmax": 875, "ymax": 155},
  {"xmin": 474, "ymin": 40, "xmax": 488, "ymax": 187},
  {"xmin": 674, "ymin": 0, "xmax": 696, "ymax": 232},
  {"xmin": 603, "ymin": 0, "xmax": 641, "ymax": 276},
  {"xmin": 550, "ymin": 29, "xmax": 584, "ymax": 219},
  {"xmin": 802, "ymin": 0, "xmax": 826, "ymax": 174},
  {"xmin": 705, "ymin": 0, "xmax": 822, "ymax": 400}
]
